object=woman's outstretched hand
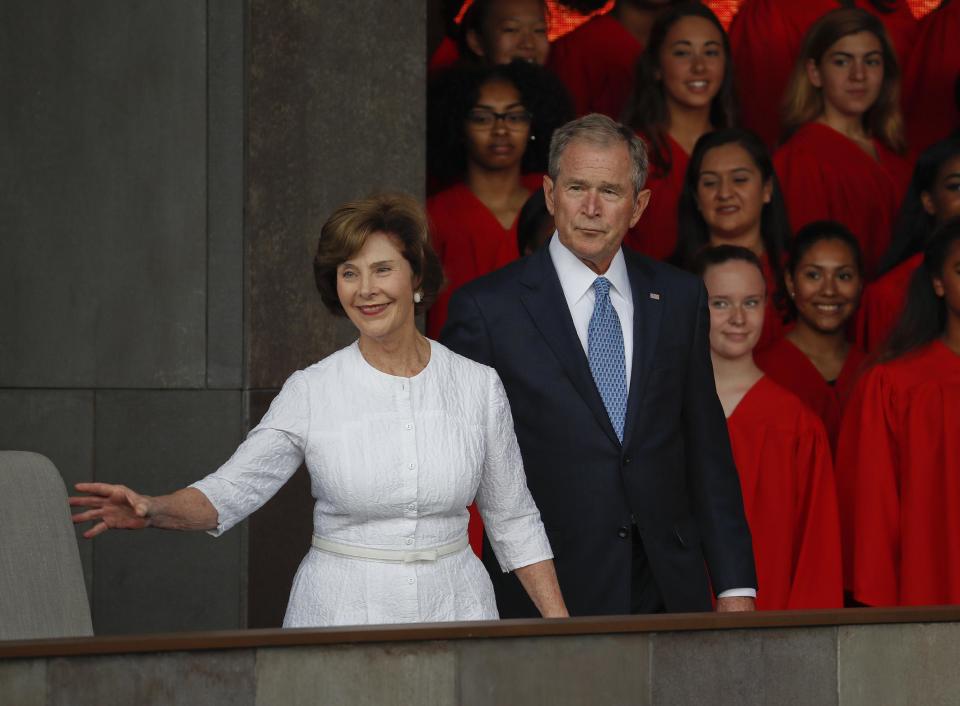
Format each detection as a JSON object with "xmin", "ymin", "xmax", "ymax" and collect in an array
[{"xmin": 69, "ymin": 482, "xmax": 152, "ymax": 538}]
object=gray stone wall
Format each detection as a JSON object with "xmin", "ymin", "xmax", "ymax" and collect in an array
[
  {"xmin": 4, "ymin": 622, "xmax": 960, "ymax": 705},
  {"xmin": 0, "ymin": 0, "xmax": 425, "ymax": 633}
]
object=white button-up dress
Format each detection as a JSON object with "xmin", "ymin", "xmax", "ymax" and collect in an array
[{"xmin": 191, "ymin": 340, "xmax": 552, "ymax": 627}]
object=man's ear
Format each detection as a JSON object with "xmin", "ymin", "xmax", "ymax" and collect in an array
[
  {"xmin": 465, "ymin": 29, "xmax": 485, "ymax": 59},
  {"xmin": 543, "ymin": 175, "xmax": 556, "ymax": 216},
  {"xmin": 630, "ymin": 188, "xmax": 652, "ymax": 228},
  {"xmin": 920, "ymin": 190, "xmax": 937, "ymax": 217}
]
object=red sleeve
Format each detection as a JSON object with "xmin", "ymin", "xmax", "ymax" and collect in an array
[
  {"xmin": 902, "ymin": 0, "xmax": 960, "ymax": 152},
  {"xmin": 835, "ymin": 367, "xmax": 901, "ymax": 606},
  {"xmin": 774, "ymin": 139, "xmax": 834, "ymax": 232},
  {"xmin": 728, "ymin": 0, "xmax": 804, "ymax": 148},
  {"xmin": 784, "ymin": 415, "xmax": 844, "ymax": 609}
]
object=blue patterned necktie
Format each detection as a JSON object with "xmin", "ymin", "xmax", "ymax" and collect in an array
[{"xmin": 587, "ymin": 277, "xmax": 627, "ymax": 442}]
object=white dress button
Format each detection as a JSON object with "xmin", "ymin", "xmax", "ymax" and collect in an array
[
  {"xmin": 408, "ymin": 462, "xmax": 415, "ymax": 469},
  {"xmin": 405, "ymin": 538, "xmax": 414, "ymax": 545},
  {"xmin": 405, "ymin": 423, "xmax": 413, "ymax": 430},
  {"xmin": 407, "ymin": 577, "xmax": 415, "ymax": 584}
]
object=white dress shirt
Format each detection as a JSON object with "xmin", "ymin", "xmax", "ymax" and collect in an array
[
  {"xmin": 547, "ymin": 234, "xmax": 756, "ymax": 601},
  {"xmin": 549, "ymin": 233, "xmax": 634, "ymax": 387}
]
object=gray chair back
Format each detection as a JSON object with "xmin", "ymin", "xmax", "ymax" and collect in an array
[{"xmin": 0, "ymin": 451, "xmax": 93, "ymax": 640}]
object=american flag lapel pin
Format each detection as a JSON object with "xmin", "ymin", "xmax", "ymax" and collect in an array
[{"xmin": 649, "ymin": 292, "xmax": 660, "ymax": 301}]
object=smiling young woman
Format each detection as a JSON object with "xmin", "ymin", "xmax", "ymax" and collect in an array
[
  {"xmin": 674, "ymin": 128, "xmax": 791, "ymax": 348},
  {"xmin": 459, "ymin": 0, "xmax": 552, "ymax": 66},
  {"xmin": 696, "ymin": 245, "xmax": 842, "ymax": 611},
  {"xmin": 621, "ymin": 1, "xmax": 737, "ymax": 261},
  {"xmin": 773, "ymin": 7, "xmax": 912, "ymax": 280},
  {"xmin": 755, "ymin": 221, "xmax": 867, "ymax": 449},
  {"xmin": 69, "ymin": 193, "xmax": 569, "ymax": 627}
]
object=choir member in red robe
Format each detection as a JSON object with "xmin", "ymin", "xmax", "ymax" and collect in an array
[
  {"xmin": 674, "ymin": 128, "xmax": 790, "ymax": 348},
  {"xmin": 622, "ymin": 2, "xmax": 737, "ymax": 261},
  {"xmin": 856, "ymin": 137, "xmax": 960, "ymax": 352},
  {"xmin": 427, "ymin": 61, "xmax": 571, "ymax": 554},
  {"xmin": 698, "ymin": 246, "xmax": 843, "ymax": 610},
  {"xmin": 774, "ymin": 8, "xmax": 912, "ymax": 279},
  {"xmin": 836, "ymin": 218, "xmax": 960, "ymax": 607},
  {"xmin": 548, "ymin": 0, "xmax": 675, "ymax": 120},
  {"xmin": 756, "ymin": 221, "xmax": 866, "ymax": 449},
  {"xmin": 459, "ymin": 0, "xmax": 551, "ymax": 66},
  {"xmin": 729, "ymin": 0, "xmax": 917, "ymax": 149},
  {"xmin": 901, "ymin": 0, "xmax": 960, "ymax": 153}
]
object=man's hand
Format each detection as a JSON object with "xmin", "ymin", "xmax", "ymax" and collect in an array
[{"xmin": 716, "ymin": 596, "xmax": 755, "ymax": 612}]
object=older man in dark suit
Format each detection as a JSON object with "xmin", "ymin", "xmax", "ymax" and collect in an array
[{"xmin": 441, "ymin": 113, "xmax": 756, "ymax": 616}]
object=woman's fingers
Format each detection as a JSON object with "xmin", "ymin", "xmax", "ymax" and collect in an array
[
  {"xmin": 73, "ymin": 482, "xmax": 119, "ymax": 496},
  {"xmin": 71, "ymin": 508, "xmax": 103, "ymax": 524},
  {"xmin": 83, "ymin": 521, "xmax": 110, "ymax": 539},
  {"xmin": 67, "ymin": 495, "xmax": 107, "ymax": 509}
]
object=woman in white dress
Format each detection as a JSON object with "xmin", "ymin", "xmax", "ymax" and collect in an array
[{"xmin": 69, "ymin": 193, "xmax": 568, "ymax": 627}]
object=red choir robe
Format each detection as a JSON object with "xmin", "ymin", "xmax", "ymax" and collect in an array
[
  {"xmin": 835, "ymin": 340, "xmax": 960, "ymax": 606},
  {"xmin": 429, "ymin": 36, "xmax": 461, "ymax": 79},
  {"xmin": 902, "ymin": 0, "xmax": 960, "ymax": 152},
  {"xmin": 854, "ymin": 252, "xmax": 922, "ymax": 354},
  {"xmin": 547, "ymin": 12, "xmax": 642, "ymax": 121},
  {"xmin": 427, "ymin": 175, "xmax": 540, "ymax": 555},
  {"xmin": 729, "ymin": 0, "xmax": 918, "ymax": 150},
  {"xmin": 427, "ymin": 175, "xmax": 541, "ymax": 340},
  {"xmin": 624, "ymin": 133, "xmax": 689, "ymax": 261},
  {"xmin": 726, "ymin": 376, "xmax": 844, "ymax": 609},
  {"xmin": 755, "ymin": 336, "xmax": 867, "ymax": 449},
  {"xmin": 774, "ymin": 122, "xmax": 913, "ymax": 279}
]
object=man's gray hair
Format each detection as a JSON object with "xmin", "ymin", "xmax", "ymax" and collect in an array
[{"xmin": 548, "ymin": 113, "xmax": 649, "ymax": 196}]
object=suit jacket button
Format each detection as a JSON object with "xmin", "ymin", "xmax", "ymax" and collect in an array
[
  {"xmin": 617, "ymin": 526, "xmax": 629, "ymax": 539},
  {"xmin": 623, "ymin": 456, "xmax": 631, "ymax": 465}
]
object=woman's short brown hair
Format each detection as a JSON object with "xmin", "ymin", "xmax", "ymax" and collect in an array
[{"xmin": 313, "ymin": 193, "xmax": 445, "ymax": 317}]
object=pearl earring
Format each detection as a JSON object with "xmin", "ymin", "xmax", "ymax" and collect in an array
[{"xmin": 413, "ymin": 291, "xmax": 423, "ymax": 304}]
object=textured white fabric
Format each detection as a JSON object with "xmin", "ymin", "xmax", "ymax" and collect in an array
[{"xmin": 191, "ymin": 339, "xmax": 552, "ymax": 627}]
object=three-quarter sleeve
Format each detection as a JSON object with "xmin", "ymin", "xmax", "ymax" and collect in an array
[
  {"xmin": 474, "ymin": 368, "xmax": 553, "ymax": 572},
  {"xmin": 191, "ymin": 371, "xmax": 310, "ymax": 536}
]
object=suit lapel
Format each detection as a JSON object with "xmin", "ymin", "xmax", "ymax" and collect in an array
[
  {"xmin": 623, "ymin": 251, "xmax": 662, "ymax": 449},
  {"xmin": 519, "ymin": 248, "xmax": 621, "ymax": 447}
]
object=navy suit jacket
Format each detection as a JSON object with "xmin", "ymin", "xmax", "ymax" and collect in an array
[{"xmin": 441, "ymin": 243, "xmax": 756, "ymax": 616}]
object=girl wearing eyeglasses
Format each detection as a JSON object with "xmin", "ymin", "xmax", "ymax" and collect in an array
[{"xmin": 426, "ymin": 60, "xmax": 571, "ymax": 342}]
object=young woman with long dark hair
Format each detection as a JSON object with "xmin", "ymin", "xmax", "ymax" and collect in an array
[
  {"xmin": 621, "ymin": 2, "xmax": 737, "ymax": 261},
  {"xmin": 755, "ymin": 221, "xmax": 867, "ymax": 448},
  {"xmin": 836, "ymin": 218, "xmax": 960, "ymax": 607},
  {"xmin": 675, "ymin": 128, "xmax": 790, "ymax": 347},
  {"xmin": 855, "ymin": 136, "xmax": 960, "ymax": 352}
]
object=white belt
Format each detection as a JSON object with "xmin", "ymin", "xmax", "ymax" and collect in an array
[{"xmin": 311, "ymin": 534, "xmax": 469, "ymax": 563}]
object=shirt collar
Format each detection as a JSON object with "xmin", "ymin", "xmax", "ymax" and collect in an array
[{"xmin": 548, "ymin": 232, "xmax": 630, "ymax": 308}]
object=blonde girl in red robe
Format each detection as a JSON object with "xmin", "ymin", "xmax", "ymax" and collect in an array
[
  {"xmin": 836, "ymin": 218, "xmax": 960, "ymax": 607},
  {"xmin": 774, "ymin": 8, "xmax": 912, "ymax": 280},
  {"xmin": 698, "ymin": 245, "xmax": 843, "ymax": 610}
]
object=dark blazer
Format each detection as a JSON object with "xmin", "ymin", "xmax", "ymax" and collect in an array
[{"xmin": 441, "ymin": 243, "xmax": 756, "ymax": 617}]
